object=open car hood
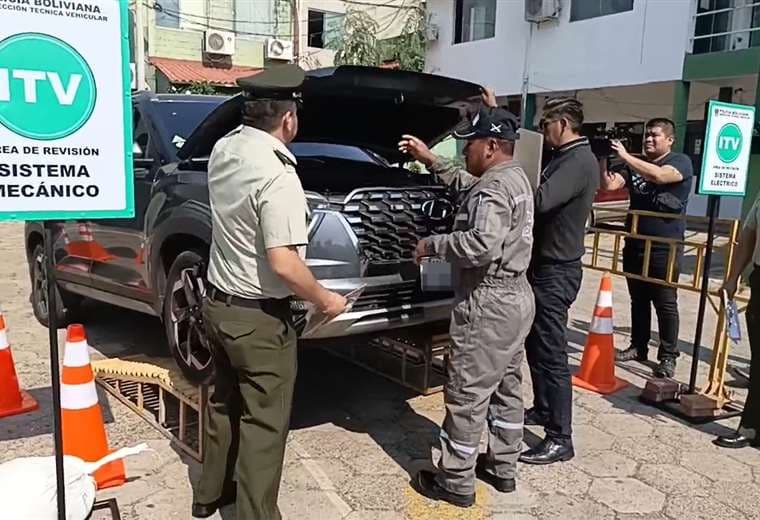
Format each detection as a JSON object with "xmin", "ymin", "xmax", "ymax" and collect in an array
[{"xmin": 177, "ymin": 66, "xmax": 483, "ymax": 163}]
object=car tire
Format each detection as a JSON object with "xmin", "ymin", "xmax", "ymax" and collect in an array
[
  {"xmin": 163, "ymin": 250, "xmax": 215, "ymax": 385},
  {"xmin": 29, "ymin": 243, "xmax": 82, "ymax": 328}
]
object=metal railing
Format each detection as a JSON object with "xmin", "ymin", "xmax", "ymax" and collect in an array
[
  {"xmin": 689, "ymin": 0, "xmax": 760, "ymax": 55},
  {"xmin": 585, "ymin": 207, "xmax": 744, "ymax": 409}
]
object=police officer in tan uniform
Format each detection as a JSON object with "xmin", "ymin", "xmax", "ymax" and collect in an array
[
  {"xmin": 193, "ymin": 65, "xmax": 347, "ymax": 520},
  {"xmin": 400, "ymin": 97, "xmax": 535, "ymax": 507}
]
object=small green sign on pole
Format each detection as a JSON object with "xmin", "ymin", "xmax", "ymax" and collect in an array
[
  {"xmin": 0, "ymin": 0, "xmax": 134, "ymax": 221},
  {"xmin": 698, "ymin": 100, "xmax": 756, "ymax": 197}
]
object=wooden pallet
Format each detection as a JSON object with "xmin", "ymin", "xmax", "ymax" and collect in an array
[{"xmin": 92, "ymin": 356, "xmax": 206, "ymax": 462}]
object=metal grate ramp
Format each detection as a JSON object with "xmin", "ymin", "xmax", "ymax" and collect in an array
[
  {"xmin": 325, "ymin": 332, "xmax": 450, "ymax": 395},
  {"xmin": 91, "ymin": 356, "xmax": 207, "ymax": 462}
]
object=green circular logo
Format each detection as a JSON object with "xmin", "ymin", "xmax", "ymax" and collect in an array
[
  {"xmin": 716, "ymin": 123, "xmax": 742, "ymax": 163},
  {"xmin": 0, "ymin": 33, "xmax": 96, "ymax": 140}
]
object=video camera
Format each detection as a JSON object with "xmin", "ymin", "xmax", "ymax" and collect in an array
[{"xmin": 589, "ymin": 127, "xmax": 633, "ymax": 159}]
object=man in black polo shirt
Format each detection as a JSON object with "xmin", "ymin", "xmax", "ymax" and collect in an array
[
  {"xmin": 519, "ymin": 98, "xmax": 599, "ymax": 465},
  {"xmin": 598, "ymin": 118, "xmax": 694, "ymax": 379}
]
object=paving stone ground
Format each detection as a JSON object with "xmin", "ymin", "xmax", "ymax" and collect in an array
[{"xmin": 0, "ymin": 222, "xmax": 757, "ymax": 519}]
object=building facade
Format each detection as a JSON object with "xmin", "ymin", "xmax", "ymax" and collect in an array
[
  {"xmin": 426, "ymin": 0, "xmax": 760, "ymax": 218},
  {"xmin": 130, "ymin": 0, "xmax": 295, "ymax": 92},
  {"xmin": 296, "ymin": 0, "xmax": 419, "ymax": 70}
]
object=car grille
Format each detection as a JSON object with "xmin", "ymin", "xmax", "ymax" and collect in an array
[
  {"xmin": 351, "ymin": 282, "xmax": 451, "ymax": 312},
  {"xmin": 339, "ymin": 187, "xmax": 449, "ymax": 263}
]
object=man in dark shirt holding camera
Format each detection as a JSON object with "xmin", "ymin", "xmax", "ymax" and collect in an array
[{"xmin": 598, "ymin": 118, "xmax": 694, "ymax": 378}]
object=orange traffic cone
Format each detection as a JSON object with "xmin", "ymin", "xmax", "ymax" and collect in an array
[
  {"xmin": 572, "ymin": 272, "xmax": 629, "ymax": 394},
  {"xmin": 61, "ymin": 324, "xmax": 126, "ymax": 489},
  {"xmin": 0, "ymin": 312, "xmax": 38, "ymax": 418},
  {"xmin": 77, "ymin": 223, "xmax": 114, "ymax": 263}
]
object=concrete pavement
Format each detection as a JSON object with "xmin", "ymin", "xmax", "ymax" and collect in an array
[{"xmin": 0, "ymin": 221, "xmax": 757, "ymax": 519}]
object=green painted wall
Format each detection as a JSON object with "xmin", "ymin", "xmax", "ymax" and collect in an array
[
  {"xmin": 742, "ymin": 155, "xmax": 760, "ymax": 218},
  {"xmin": 153, "ymin": 28, "xmax": 264, "ymax": 68},
  {"xmin": 684, "ymin": 48, "xmax": 760, "ymax": 81}
]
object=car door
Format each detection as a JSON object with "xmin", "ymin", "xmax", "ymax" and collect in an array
[{"xmin": 86, "ymin": 105, "xmax": 157, "ymax": 302}]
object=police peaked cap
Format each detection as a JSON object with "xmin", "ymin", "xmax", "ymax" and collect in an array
[{"xmin": 237, "ymin": 64, "xmax": 306, "ymax": 101}]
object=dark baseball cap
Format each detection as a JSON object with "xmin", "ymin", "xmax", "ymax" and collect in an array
[{"xmin": 453, "ymin": 106, "xmax": 520, "ymax": 141}]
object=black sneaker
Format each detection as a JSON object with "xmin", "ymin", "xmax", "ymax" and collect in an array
[
  {"xmin": 524, "ymin": 407, "xmax": 549, "ymax": 427},
  {"xmin": 475, "ymin": 454, "xmax": 516, "ymax": 493},
  {"xmin": 654, "ymin": 358, "xmax": 676, "ymax": 378},
  {"xmin": 616, "ymin": 346, "xmax": 647, "ymax": 362},
  {"xmin": 412, "ymin": 470, "xmax": 475, "ymax": 508}
]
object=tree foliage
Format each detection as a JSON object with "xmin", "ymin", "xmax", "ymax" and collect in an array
[
  {"xmin": 333, "ymin": 9, "xmax": 381, "ymax": 67},
  {"xmin": 181, "ymin": 81, "xmax": 219, "ymax": 95},
  {"xmin": 333, "ymin": 5, "xmax": 428, "ymax": 72},
  {"xmin": 392, "ymin": 6, "xmax": 427, "ymax": 72}
]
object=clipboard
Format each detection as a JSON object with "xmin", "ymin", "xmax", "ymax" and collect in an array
[
  {"xmin": 300, "ymin": 285, "xmax": 365, "ymax": 338},
  {"xmin": 724, "ymin": 289, "xmax": 741, "ymax": 343}
]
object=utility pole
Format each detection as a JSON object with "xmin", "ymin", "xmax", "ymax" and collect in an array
[
  {"xmin": 520, "ymin": 22, "xmax": 534, "ymax": 126},
  {"xmin": 135, "ymin": 0, "xmax": 146, "ymax": 90}
]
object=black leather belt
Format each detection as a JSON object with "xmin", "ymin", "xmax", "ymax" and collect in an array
[{"xmin": 207, "ymin": 284, "xmax": 291, "ymax": 313}]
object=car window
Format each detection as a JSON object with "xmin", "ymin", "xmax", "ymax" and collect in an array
[
  {"xmin": 289, "ymin": 142, "xmax": 389, "ymax": 166},
  {"xmin": 151, "ymin": 99, "xmax": 223, "ymax": 157}
]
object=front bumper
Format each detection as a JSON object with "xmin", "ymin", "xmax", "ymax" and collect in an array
[{"xmin": 299, "ymin": 297, "xmax": 453, "ymax": 339}]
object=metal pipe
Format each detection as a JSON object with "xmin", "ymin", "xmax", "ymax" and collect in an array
[
  {"xmin": 690, "ymin": 26, "xmax": 760, "ymax": 41},
  {"xmin": 45, "ymin": 222, "xmax": 66, "ymax": 520},
  {"xmin": 690, "ymin": 195, "xmax": 720, "ymax": 394},
  {"xmin": 693, "ymin": 2, "xmax": 760, "ymax": 18}
]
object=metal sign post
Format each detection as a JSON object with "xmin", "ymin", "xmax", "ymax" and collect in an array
[
  {"xmin": 689, "ymin": 100, "xmax": 755, "ymax": 396},
  {"xmin": 667, "ymin": 99, "xmax": 755, "ymax": 421},
  {"xmin": 44, "ymin": 222, "xmax": 66, "ymax": 519},
  {"xmin": 0, "ymin": 2, "xmax": 134, "ymax": 517},
  {"xmin": 688, "ymin": 194, "xmax": 720, "ymax": 395}
]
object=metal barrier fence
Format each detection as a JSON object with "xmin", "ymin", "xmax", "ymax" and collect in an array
[{"xmin": 584, "ymin": 206, "xmax": 745, "ymax": 418}]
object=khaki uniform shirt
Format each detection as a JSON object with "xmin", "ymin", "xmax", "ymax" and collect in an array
[
  {"xmin": 427, "ymin": 158, "xmax": 534, "ymax": 293},
  {"xmin": 207, "ymin": 125, "xmax": 309, "ymax": 299},
  {"xmin": 743, "ymin": 195, "xmax": 760, "ymax": 267}
]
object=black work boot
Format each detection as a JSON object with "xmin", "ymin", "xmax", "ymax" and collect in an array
[
  {"xmin": 412, "ymin": 470, "xmax": 475, "ymax": 507},
  {"xmin": 192, "ymin": 487, "xmax": 236, "ymax": 518},
  {"xmin": 653, "ymin": 358, "xmax": 676, "ymax": 378},
  {"xmin": 616, "ymin": 346, "xmax": 648, "ymax": 362},
  {"xmin": 714, "ymin": 428, "xmax": 759, "ymax": 449},
  {"xmin": 475, "ymin": 454, "xmax": 516, "ymax": 493}
]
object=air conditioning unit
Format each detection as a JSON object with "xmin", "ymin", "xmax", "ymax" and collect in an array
[
  {"xmin": 204, "ymin": 30, "xmax": 235, "ymax": 56},
  {"xmin": 266, "ymin": 38, "xmax": 294, "ymax": 61},
  {"xmin": 525, "ymin": 0, "xmax": 560, "ymax": 23}
]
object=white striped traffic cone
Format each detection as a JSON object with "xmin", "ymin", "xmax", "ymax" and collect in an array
[
  {"xmin": 572, "ymin": 272, "xmax": 629, "ymax": 394},
  {"xmin": 61, "ymin": 324, "xmax": 125, "ymax": 489},
  {"xmin": 0, "ymin": 312, "xmax": 38, "ymax": 418}
]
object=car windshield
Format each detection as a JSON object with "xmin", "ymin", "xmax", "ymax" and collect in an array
[
  {"xmin": 152, "ymin": 98, "xmax": 224, "ymax": 156},
  {"xmin": 151, "ymin": 99, "xmax": 392, "ymax": 167},
  {"xmin": 288, "ymin": 143, "xmax": 389, "ymax": 166}
]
